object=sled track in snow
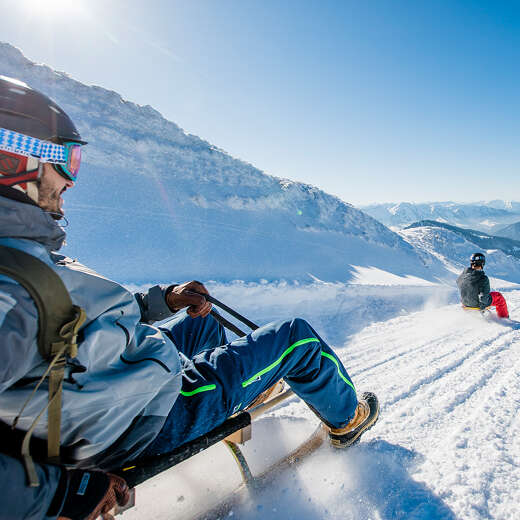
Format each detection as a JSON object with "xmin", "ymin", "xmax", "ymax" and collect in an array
[
  {"xmin": 338, "ymin": 299, "xmax": 520, "ymax": 520},
  {"xmin": 349, "ymin": 329, "xmax": 462, "ymax": 379},
  {"xmin": 435, "ymin": 335, "xmax": 520, "ymax": 519},
  {"xmin": 383, "ymin": 329, "xmax": 515, "ymax": 408}
]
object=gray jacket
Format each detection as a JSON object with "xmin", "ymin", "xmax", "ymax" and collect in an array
[
  {"xmin": 0, "ymin": 195, "xmax": 182, "ymax": 470},
  {"xmin": 456, "ymin": 267, "xmax": 493, "ymax": 310}
]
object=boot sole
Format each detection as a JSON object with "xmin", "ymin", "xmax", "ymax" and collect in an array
[{"xmin": 329, "ymin": 392, "xmax": 380, "ymax": 448}]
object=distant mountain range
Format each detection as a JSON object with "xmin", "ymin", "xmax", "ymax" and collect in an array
[{"xmin": 361, "ymin": 201, "xmax": 520, "ymax": 233}]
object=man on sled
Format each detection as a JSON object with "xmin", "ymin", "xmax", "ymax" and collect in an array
[
  {"xmin": 457, "ymin": 253, "xmax": 509, "ymax": 319},
  {"xmin": 0, "ymin": 76, "xmax": 379, "ymax": 519}
]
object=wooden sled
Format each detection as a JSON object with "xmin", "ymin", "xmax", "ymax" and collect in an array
[
  {"xmin": 461, "ymin": 304, "xmax": 492, "ymax": 312},
  {"xmin": 114, "ymin": 388, "xmax": 327, "ymax": 518}
]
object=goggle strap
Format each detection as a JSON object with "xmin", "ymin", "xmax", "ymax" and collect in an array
[{"xmin": 0, "ymin": 127, "xmax": 67, "ymax": 164}]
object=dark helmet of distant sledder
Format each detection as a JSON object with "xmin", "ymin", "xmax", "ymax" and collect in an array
[
  {"xmin": 470, "ymin": 252, "xmax": 486, "ymax": 268},
  {"xmin": 0, "ymin": 75, "xmax": 86, "ymax": 202}
]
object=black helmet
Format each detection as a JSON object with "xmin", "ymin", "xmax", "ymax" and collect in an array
[
  {"xmin": 0, "ymin": 76, "xmax": 86, "ymax": 199},
  {"xmin": 470, "ymin": 252, "xmax": 486, "ymax": 268},
  {"xmin": 0, "ymin": 75, "xmax": 85, "ymax": 144}
]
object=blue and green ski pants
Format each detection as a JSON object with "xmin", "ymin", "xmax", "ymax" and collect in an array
[{"xmin": 144, "ymin": 312, "xmax": 358, "ymax": 455}]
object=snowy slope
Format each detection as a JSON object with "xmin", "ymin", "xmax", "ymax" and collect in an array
[
  {"xmin": 0, "ymin": 42, "xmax": 450, "ymax": 284},
  {"xmin": 361, "ymin": 202, "xmax": 520, "ymax": 233},
  {"xmin": 122, "ymin": 283, "xmax": 520, "ymax": 520},
  {"xmin": 242, "ymin": 295, "xmax": 520, "ymax": 520}
]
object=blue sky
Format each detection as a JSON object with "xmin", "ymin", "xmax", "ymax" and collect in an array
[{"xmin": 1, "ymin": 0, "xmax": 519, "ymax": 205}]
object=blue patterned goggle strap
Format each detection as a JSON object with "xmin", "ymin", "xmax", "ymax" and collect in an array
[{"xmin": 0, "ymin": 127, "xmax": 67, "ymax": 164}]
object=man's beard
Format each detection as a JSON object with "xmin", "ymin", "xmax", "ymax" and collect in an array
[{"xmin": 37, "ymin": 182, "xmax": 65, "ymax": 220}]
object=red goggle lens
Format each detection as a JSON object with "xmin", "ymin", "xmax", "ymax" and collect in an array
[{"xmin": 66, "ymin": 144, "xmax": 81, "ymax": 178}]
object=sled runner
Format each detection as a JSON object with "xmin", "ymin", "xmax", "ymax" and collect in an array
[{"xmin": 115, "ymin": 388, "xmax": 328, "ymax": 518}]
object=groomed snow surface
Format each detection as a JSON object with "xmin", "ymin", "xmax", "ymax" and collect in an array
[{"xmin": 123, "ymin": 283, "xmax": 520, "ymax": 520}]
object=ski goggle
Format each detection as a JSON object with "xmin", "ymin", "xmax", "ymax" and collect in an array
[
  {"xmin": 53, "ymin": 142, "xmax": 82, "ymax": 181},
  {"xmin": 0, "ymin": 127, "xmax": 82, "ymax": 181}
]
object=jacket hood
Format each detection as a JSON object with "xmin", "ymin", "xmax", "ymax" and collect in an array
[{"xmin": 0, "ymin": 194, "xmax": 66, "ymax": 251}]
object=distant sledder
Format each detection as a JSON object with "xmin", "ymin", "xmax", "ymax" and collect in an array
[
  {"xmin": 0, "ymin": 76, "xmax": 379, "ymax": 519},
  {"xmin": 457, "ymin": 252, "xmax": 510, "ymax": 319}
]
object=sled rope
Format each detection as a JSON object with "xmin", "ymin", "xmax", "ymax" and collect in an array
[
  {"xmin": 205, "ymin": 294, "xmax": 259, "ymax": 331},
  {"xmin": 192, "ymin": 292, "xmax": 259, "ymax": 337},
  {"xmin": 210, "ymin": 309, "xmax": 247, "ymax": 337}
]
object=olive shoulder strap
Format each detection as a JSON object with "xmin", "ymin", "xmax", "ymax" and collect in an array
[{"xmin": 0, "ymin": 245, "xmax": 86, "ymax": 486}]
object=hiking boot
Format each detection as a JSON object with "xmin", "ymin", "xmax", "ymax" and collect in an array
[
  {"xmin": 245, "ymin": 379, "xmax": 286, "ymax": 410},
  {"xmin": 328, "ymin": 391, "xmax": 379, "ymax": 448}
]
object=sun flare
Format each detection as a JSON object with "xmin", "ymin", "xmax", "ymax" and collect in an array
[{"xmin": 20, "ymin": 0, "xmax": 87, "ymax": 17}]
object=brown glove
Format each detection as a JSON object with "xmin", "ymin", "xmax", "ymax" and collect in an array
[
  {"xmin": 166, "ymin": 280, "xmax": 212, "ymax": 318},
  {"xmin": 57, "ymin": 470, "xmax": 130, "ymax": 520}
]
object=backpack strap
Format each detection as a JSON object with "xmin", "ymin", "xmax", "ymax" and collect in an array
[{"xmin": 0, "ymin": 245, "xmax": 86, "ymax": 486}]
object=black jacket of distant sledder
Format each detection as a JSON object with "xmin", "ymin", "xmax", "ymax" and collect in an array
[{"xmin": 456, "ymin": 267, "xmax": 493, "ymax": 310}]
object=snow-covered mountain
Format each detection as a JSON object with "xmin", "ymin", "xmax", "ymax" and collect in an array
[
  {"xmin": 495, "ymin": 221, "xmax": 520, "ymax": 241},
  {"xmin": 399, "ymin": 223, "xmax": 520, "ymax": 285},
  {"xmin": 482, "ymin": 200, "xmax": 520, "ymax": 212},
  {"xmin": 406, "ymin": 220, "xmax": 520, "ymax": 260},
  {"xmin": 361, "ymin": 201, "xmax": 520, "ymax": 232},
  {"xmin": 4, "ymin": 42, "xmax": 520, "ymax": 289},
  {"xmin": 0, "ymin": 42, "xmax": 451, "ymax": 284}
]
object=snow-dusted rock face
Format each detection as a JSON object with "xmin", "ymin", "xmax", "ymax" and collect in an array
[
  {"xmin": 362, "ymin": 201, "xmax": 520, "ymax": 232},
  {"xmin": 1, "ymin": 42, "xmax": 447, "ymax": 283}
]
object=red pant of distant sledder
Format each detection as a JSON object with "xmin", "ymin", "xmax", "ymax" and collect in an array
[{"xmin": 490, "ymin": 291, "xmax": 509, "ymax": 318}]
